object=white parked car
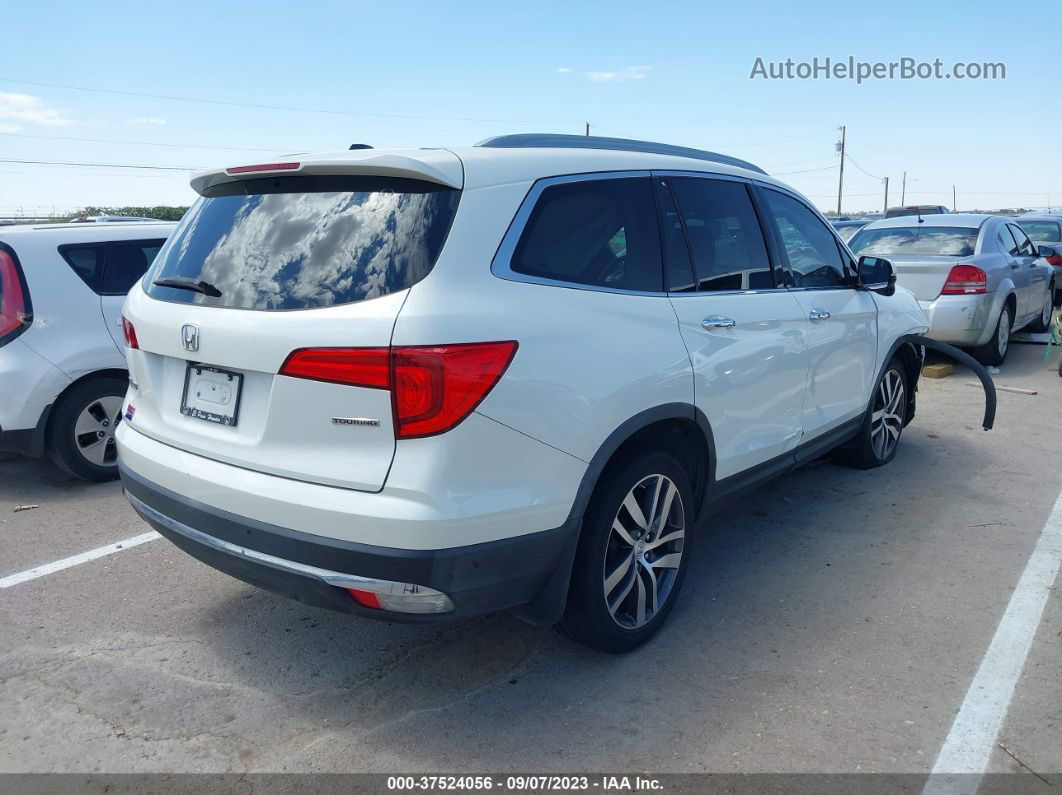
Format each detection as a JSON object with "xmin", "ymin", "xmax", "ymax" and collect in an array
[
  {"xmin": 0, "ymin": 221, "xmax": 176, "ymax": 479},
  {"xmin": 117, "ymin": 135, "xmax": 931, "ymax": 652}
]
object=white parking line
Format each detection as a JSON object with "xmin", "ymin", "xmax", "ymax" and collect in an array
[
  {"xmin": 0, "ymin": 531, "xmax": 160, "ymax": 589},
  {"xmin": 924, "ymin": 488, "xmax": 1062, "ymax": 793}
]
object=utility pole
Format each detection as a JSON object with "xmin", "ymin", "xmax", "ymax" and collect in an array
[
  {"xmin": 883, "ymin": 177, "xmax": 889, "ymax": 213},
  {"xmin": 952, "ymin": 185, "xmax": 957, "ymax": 212},
  {"xmin": 901, "ymin": 171, "xmax": 907, "ymax": 205},
  {"xmin": 836, "ymin": 125, "xmax": 846, "ymax": 216},
  {"xmin": 585, "ymin": 122, "xmax": 590, "ymax": 136}
]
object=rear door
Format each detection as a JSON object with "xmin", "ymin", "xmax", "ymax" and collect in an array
[
  {"xmin": 657, "ymin": 175, "xmax": 809, "ymax": 480},
  {"xmin": 101, "ymin": 238, "xmax": 166, "ymax": 352},
  {"xmin": 756, "ymin": 186, "xmax": 878, "ymax": 440},
  {"xmin": 122, "ymin": 169, "xmax": 462, "ymax": 491}
]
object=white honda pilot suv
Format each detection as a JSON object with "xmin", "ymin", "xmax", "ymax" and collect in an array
[{"xmin": 117, "ymin": 135, "xmax": 929, "ymax": 652}]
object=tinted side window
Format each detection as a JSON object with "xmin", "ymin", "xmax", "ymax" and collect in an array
[
  {"xmin": 762, "ymin": 189, "xmax": 848, "ymax": 288},
  {"xmin": 1008, "ymin": 224, "xmax": 1036, "ymax": 257},
  {"xmin": 998, "ymin": 226, "xmax": 1019, "ymax": 256},
  {"xmin": 58, "ymin": 244, "xmax": 105, "ymax": 293},
  {"xmin": 104, "ymin": 239, "xmax": 165, "ymax": 295},
  {"xmin": 669, "ymin": 178, "xmax": 773, "ymax": 291},
  {"xmin": 512, "ymin": 178, "xmax": 663, "ymax": 292}
]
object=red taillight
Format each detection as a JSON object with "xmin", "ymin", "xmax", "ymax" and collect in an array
[
  {"xmin": 279, "ymin": 348, "xmax": 390, "ymax": 389},
  {"xmin": 1046, "ymin": 254, "xmax": 1062, "ymax": 267},
  {"xmin": 121, "ymin": 316, "xmax": 139, "ymax": 349},
  {"xmin": 225, "ymin": 162, "xmax": 300, "ymax": 175},
  {"xmin": 346, "ymin": 589, "xmax": 381, "ymax": 609},
  {"xmin": 392, "ymin": 342, "xmax": 518, "ymax": 439},
  {"xmin": 279, "ymin": 341, "xmax": 518, "ymax": 439},
  {"xmin": 941, "ymin": 264, "xmax": 987, "ymax": 295},
  {"xmin": 0, "ymin": 249, "xmax": 28, "ymax": 338}
]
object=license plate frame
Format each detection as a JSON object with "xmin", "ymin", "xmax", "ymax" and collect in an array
[{"xmin": 180, "ymin": 363, "xmax": 243, "ymax": 427}]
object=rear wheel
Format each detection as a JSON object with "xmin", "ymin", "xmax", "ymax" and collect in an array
[
  {"xmin": 1026, "ymin": 285, "xmax": 1055, "ymax": 333},
  {"xmin": 970, "ymin": 305, "xmax": 1011, "ymax": 366},
  {"xmin": 559, "ymin": 450, "xmax": 693, "ymax": 653},
  {"xmin": 48, "ymin": 377, "xmax": 127, "ymax": 482},
  {"xmin": 834, "ymin": 361, "xmax": 908, "ymax": 470}
]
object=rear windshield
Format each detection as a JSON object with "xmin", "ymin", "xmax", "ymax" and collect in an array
[
  {"xmin": 144, "ymin": 175, "xmax": 460, "ymax": 310},
  {"xmin": 849, "ymin": 226, "xmax": 979, "ymax": 257},
  {"xmin": 1018, "ymin": 220, "xmax": 1062, "ymax": 242}
]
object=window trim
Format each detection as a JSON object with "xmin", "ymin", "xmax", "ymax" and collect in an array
[
  {"xmin": 491, "ymin": 171, "xmax": 669, "ymax": 296},
  {"xmin": 102, "ymin": 238, "xmax": 168, "ymax": 296}
]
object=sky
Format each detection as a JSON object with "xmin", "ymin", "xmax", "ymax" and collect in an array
[{"xmin": 1, "ymin": 0, "xmax": 1059, "ymax": 216}]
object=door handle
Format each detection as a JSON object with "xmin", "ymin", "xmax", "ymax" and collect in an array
[
  {"xmin": 702, "ymin": 316, "xmax": 736, "ymax": 329},
  {"xmin": 808, "ymin": 309, "xmax": 831, "ymax": 322}
]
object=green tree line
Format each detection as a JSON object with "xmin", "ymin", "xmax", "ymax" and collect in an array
[{"xmin": 70, "ymin": 206, "xmax": 189, "ymax": 222}]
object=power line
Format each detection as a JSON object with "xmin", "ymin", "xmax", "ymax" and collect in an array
[
  {"xmin": 0, "ymin": 158, "xmax": 199, "ymax": 171},
  {"xmin": 0, "ymin": 77, "xmax": 580, "ymax": 125},
  {"xmin": 844, "ymin": 153, "xmax": 883, "ymax": 181},
  {"xmin": 771, "ymin": 165, "xmax": 839, "ymax": 176},
  {"xmin": 0, "ymin": 131, "xmax": 277, "ymax": 152}
]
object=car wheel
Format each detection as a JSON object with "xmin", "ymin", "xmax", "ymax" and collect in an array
[
  {"xmin": 970, "ymin": 305, "xmax": 1011, "ymax": 366},
  {"xmin": 1026, "ymin": 285, "xmax": 1055, "ymax": 333},
  {"xmin": 833, "ymin": 360, "xmax": 908, "ymax": 470},
  {"xmin": 559, "ymin": 450, "xmax": 693, "ymax": 653},
  {"xmin": 48, "ymin": 376, "xmax": 127, "ymax": 482}
]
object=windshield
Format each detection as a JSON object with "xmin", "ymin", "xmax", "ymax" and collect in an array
[
  {"xmin": 1018, "ymin": 220, "xmax": 1062, "ymax": 242},
  {"xmin": 144, "ymin": 175, "xmax": 460, "ymax": 310},
  {"xmin": 849, "ymin": 226, "xmax": 979, "ymax": 257}
]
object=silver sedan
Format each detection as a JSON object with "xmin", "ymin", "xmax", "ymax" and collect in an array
[{"xmin": 848, "ymin": 214, "xmax": 1056, "ymax": 365}]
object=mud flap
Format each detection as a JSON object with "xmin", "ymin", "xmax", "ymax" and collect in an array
[{"xmin": 907, "ymin": 335, "xmax": 996, "ymax": 430}]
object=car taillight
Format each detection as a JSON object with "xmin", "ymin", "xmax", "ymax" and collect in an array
[
  {"xmin": 122, "ymin": 317, "xmax": 140, "ymax": 349},
  {"xmin": 279, "ymin": 341, "xmax": 518, "ymax": 439},
  {"xmin": 941, "ymin": 264, "xmax": 987, "ymax": 295},
  {"xmin": 0, "ymin": 248, "xmax": 30, "ymax": 342},
  {"xmin": 1046, "ymin": 253, "xmax": 1062, "ymax": 267}
]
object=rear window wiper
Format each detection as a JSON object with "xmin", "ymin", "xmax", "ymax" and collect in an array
[{"xmin": 153, "ymin": 276, "xmax": 222, "ymax": 298}]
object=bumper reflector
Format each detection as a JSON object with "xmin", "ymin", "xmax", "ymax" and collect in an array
[{"xmin": 345, "ymin": 583, "xmax": 455, "ymax": 615}]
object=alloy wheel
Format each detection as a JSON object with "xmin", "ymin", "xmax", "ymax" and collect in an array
[
  {"xmin": 871, "ymin": 369, "xmax": 905, "ymax": 460},
  {"xmin": 602, "ymin": 474, "xmax": 685, "ymax": 630},
  {"xmin": 1042, "ymin": 291, "xmax": 1053, "ymax": 329},
  {"xmin": 73, "ymin": 396, "xmax": 124, "ymax": 466}
]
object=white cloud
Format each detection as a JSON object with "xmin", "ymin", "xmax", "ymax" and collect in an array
[
  {"xmin": 0, "ymin": 123, "xmax": 22, "ymax": 134},
  {"xmin": 124, "ymin": 117, "xmax": 168, "ymax": 126},
  {"xmin": 556, "ymin": 67, "xmax": 572, "ymax": 73},
  {"xmin": 0, "ymin": 93, "xmax": 75, "ymax": 126},
  {"xmin": 586, "ymin": 65, "xmax": 653, "ymax": 83}
]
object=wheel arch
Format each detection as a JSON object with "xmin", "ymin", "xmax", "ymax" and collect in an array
[{"xmin": 45, "ymin": 368, "xmax": 129, "ymax": 445}]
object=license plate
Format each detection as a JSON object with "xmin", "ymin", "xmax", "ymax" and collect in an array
[{"xmin": 181, "ymin": 364, "xmax": 243, "ymax": 426}]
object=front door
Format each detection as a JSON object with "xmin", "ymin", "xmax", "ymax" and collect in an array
[{"xmin": 756, "ymin": 187, "xmax": 878, "ymax": 441}]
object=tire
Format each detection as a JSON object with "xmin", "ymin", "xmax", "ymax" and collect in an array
[
  {"xmin": 1026, "ymin": 285, "xmax": 1055, "ymax": 333},
  {"xmin": 970, "ymin": 304, "xmax": 1012, "ymax": 366},
  {"xmin": 558, "ymin": 450, "xmax": 693, "ymax": 653},
  {"xmin": 47, "ymin": 376, "xmax": 127, "ymax": 482},
  {"xmin": 833, "ymin": 360, "xmax": 909, "ymax": 470}
]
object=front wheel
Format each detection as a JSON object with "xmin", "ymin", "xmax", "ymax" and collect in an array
[
  {"xmin": 559, "ymin": 451, "xmax": 693, "ymax": 653},
  {"xmin": 834, "ymin": 361, "xmax": 909, "ymax": 470},
  {"xmin": 1026, "ymin": 285, "xmax": 1055, "ymax": 333}
]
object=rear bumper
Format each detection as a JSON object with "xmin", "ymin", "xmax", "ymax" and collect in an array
[
  {"xmin": 0, "ymin": 404, "xmax": 52, "ymax": 457},
  {"xmin": 917, "ymin": 292, "xmax": 1000, "ymax": 347},
  {"xmin": 120, "ymin": 465, "xmax": 575, "ymax": 623}
]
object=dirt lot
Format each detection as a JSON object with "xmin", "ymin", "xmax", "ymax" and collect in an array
[{"xmin": 1, "ymin": 342, "xmax": 1060, "ymax": 780}]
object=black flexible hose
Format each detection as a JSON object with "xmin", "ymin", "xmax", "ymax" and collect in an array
[{"xmin": 907, "ymin": 335, "xmax": 996, "ymax": 430}]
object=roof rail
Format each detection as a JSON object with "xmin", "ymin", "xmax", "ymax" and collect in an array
[{"xmin": 475, "ymin": 133, "xmax": 767, "ymax": 175}]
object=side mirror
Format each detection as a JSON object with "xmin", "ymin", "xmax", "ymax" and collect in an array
[
  {"xmin": 857, "ymin": 255, "xmax": 897, "ymax": 296},
  {"xmin": 1038, "ymin": 245, "xmax": 1056, "ymax": 258}
]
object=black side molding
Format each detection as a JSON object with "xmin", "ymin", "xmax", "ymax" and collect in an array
[{"xmin": 907, "ymin": 335, "xmax": 996, "ymax": 430}]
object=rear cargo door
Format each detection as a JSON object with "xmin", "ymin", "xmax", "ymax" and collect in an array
[{"xmin": 122, "ymin": 168, "xmax": 462, "ymax": 491}]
